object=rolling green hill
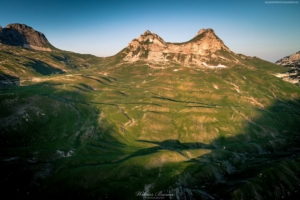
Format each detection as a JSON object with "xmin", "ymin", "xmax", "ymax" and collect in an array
[{"xmin": 1, "ymin": 28, "xmax": 300, "ymax": 200}]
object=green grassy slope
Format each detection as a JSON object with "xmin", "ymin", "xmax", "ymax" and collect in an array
[
  {"xmin": 0, "ymin": 47, "xmax": 300, "ymax": 199},
  {"xmin": 0, "ymin": 44, "xmax": 104, "ymax": 81}
]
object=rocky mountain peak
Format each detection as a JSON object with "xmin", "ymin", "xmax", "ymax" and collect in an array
[
  {"xmin": 196, "ymin": 29, "xmax": 206, "ymax": 36},
  {"xmin": 275, "ymin": 50, "xmax": 300, "ymax": 86},
  {"xmin": 0, "ymin": 23, "xmax": 53, "ymax": 51},
  {"xmin": 143, "ymin": 30, "xmax": 152, "ymax": 35},
  {"xmin": 6, "ymin": 23, "xmax": 34, "ymax": 31},
  {"xmin": 196, "ymin": 28, "xmax": 214, "ymax": 36},
  {"xmin": 122, "ymin": 28, "xmax": 233, "ymax": 68},
  {"xmin": 276, "ymin": 51, "xmax": 300, "ymax": 66}
]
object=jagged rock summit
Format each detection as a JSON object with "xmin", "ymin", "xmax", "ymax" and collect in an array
[
  {"xmin": 276, "ymin": 51, "xmax": 300, "ymax": 67},
  {"xmin": 275, "ymin": 51, "xmax": 300, "ymax": 85},
  {"xmin": 0, "ymin": 23, "xmax": 53, "ymax": 51},
  {"xmin": 122, "ymin": 28, "xmax": 235, "ymax": 68}
]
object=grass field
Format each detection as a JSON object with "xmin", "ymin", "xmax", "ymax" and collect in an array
[{"xmin": 1, "ymin": 45, "xmax": 300, "ymax": 199}]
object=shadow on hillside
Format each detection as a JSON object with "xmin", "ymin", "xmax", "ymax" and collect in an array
[
  {"xmin": 50, "ymin": 54, "xmax": 83, "ymax": 69},
  {"xmin": 156, "ymin": 99, "xmax": 300, "ymax": 199},
  {"xmin": 50, "ymin": 54, "xmax": 68, "ymax": 62},
  {"xmin": 1, "ymin": 79, "xmax": 300, "ymax": 200},
  {"xmin": 99, "ymin": 98, "xmax": 300, "ymax": 200},
  {"xmin": 0, "ymin": 81, "xmax": 125, "ymax": 200},
  {"xmin": 105, "ymin": 140, "xmax": 218, "ymax": 164},
  {"xmin": 24, "ymin": 58, "xmax": 65, "ymax": 75},
  {"xmin": 0, "ymin": 28, "xmax": 29, "ymax": 46},
  {"xmin": 0, "ymin": 73, "xmax": 20, "ymax": 88},
  {"xmin": 40, "ymin": 98, "xmax": 300, "ymax": 200}
]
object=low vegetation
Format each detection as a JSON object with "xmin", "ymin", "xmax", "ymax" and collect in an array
[{"xmin": 1, "ymin": 44, "xmax": 300, "ymax": 200}]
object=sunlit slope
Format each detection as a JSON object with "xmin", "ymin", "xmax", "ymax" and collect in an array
[
  {"xmin": 1, "ymin": 57, "xmax": 300, "ymax": 199},
  {"xmin": 0, "ymin": 44, "xmax": 104, "ymax": 82}
]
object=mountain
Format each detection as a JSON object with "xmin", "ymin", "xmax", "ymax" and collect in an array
[
  {"xmin": 275, "ymin": 51, "xmax": 300, "ymax": 85},
  {"xmin": 0, "ymin": 23, "xmax": 104, "ymax": 86},
  {"xmin": 0, "ymin": 23, "xmax": 53, "ymax": 51},
  {"xmin": 1, "ymin": 24, "xmax": 300, "ymax": 200},
  {"xmin": 118, "ymin": 29, "xmax": 242, "ymax": 68},
  {"xmin": 276, "ymin": 51, "xmax": 300, "ymax": 66}
]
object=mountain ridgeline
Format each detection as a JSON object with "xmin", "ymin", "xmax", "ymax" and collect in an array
[
  {"xmin": 117, "ymin": 29, "xmax": 241, "ymax": 68},
  {"xmin": 0, "ymin": 23, "xmax": 104, "ymax": 85},
  {"xmin": 1, "ymin": 23, "xmax": 300, "ymax": 200},
  {"xmin": 276, "ymin": 51, "xmax": 300, "ymax": 66}
]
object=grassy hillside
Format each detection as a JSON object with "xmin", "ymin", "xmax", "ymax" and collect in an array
[
  {"xmin": 0, "ymin": 44, "xmax": 104, "ymax": 80},
  {"xmin": 1, "ymin": 46, "xmax": 300, "ymax": 199}
]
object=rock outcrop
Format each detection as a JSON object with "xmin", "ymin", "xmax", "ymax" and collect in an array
[
  {"xmin": 0, "ymin": 73, "xmax": 20, "ymax": 88},
  {"xmin": 122, "ymin": 28, "xmax": 235, "ymax": 67},
  {"xmin": 0, "ymin": 23, "xmax": 53, "ymax": 51},
  {"xmin": 275, "ymin": 51, "xmax": 300, "ymax": 86},
  {"xmin": 276, "ymin": 51, "xmax": 300, "ymax": 66}
]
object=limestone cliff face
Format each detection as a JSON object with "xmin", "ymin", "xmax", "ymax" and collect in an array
[
  {"xmin": 0, "ymin": 23, "xmax": 52, "ymax": 51},
  {"xmin": 276, "ymin": 51, "xmax": 300, "ymax": 66},
  {"xmin": 275, "ymin": 51, "xmax": 300, "ymax": 86},
  {"xmin": 122, "ymin": 29, "xmax": 232, "ymax": 67}
]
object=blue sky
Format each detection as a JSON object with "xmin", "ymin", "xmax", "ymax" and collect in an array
[{"xmin": 0, "ymin": 0, "xmax": 299, "ymax": 62}]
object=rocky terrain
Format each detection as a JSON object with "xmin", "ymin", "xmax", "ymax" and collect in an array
[
  {"xmin": 1, "ymin": 24, "xmax": 300, "ymax": 200},
  {"xmin": 276, "ymin": 51, "xmax": 300, "ymax": 66},
  {"xmin": 0, "ymin": 23, "xmax": 104, "ymax": 87},
  {"xmin": 275, "ymin": 51, "xmax": 300, "ymax": 85},
  {"xmin": 0, "ymin": 23, "xmax": 53, "ymax": 51},
  {"xmin": 0, "ymin": 73, "xmax": 19, "ymax": 88},
  {"xmin": 121, "ymin": 29, "xmax": 240, "ymax": 68}
]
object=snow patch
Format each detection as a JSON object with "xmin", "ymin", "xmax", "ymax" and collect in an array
[
  {"xmin": 202, "ymin": 62, "xmax": 207, "ymax": 66},
  {"xmin": 173, "ymin": 69, "xmax": 178, "ymax": 72},
  {"xmin": 208, "ymin": 64, "xmax": 227, "ymax": 69},
  {"xmin": 213, "ymin": 84, "xmax": 219, "ymax": 89},
  {"xmin": 219, "ymin": 56, "xmax": 227, "ymax": 60}
]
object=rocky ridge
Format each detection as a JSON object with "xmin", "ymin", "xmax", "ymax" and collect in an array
[
  {"xmin": 276, "ymin": 51, "xmax": 300, "ymax": 66},
  {"xmin": 275, "ymin": 51, "xmax": 300, "ymax": 85},
  {"xmin": 0, "ymin": 23, "xmax": 52, "ymax": 51},
  {"xmin": 122, "ymin": 29, "xmax": 237, "ymax": 68}
]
